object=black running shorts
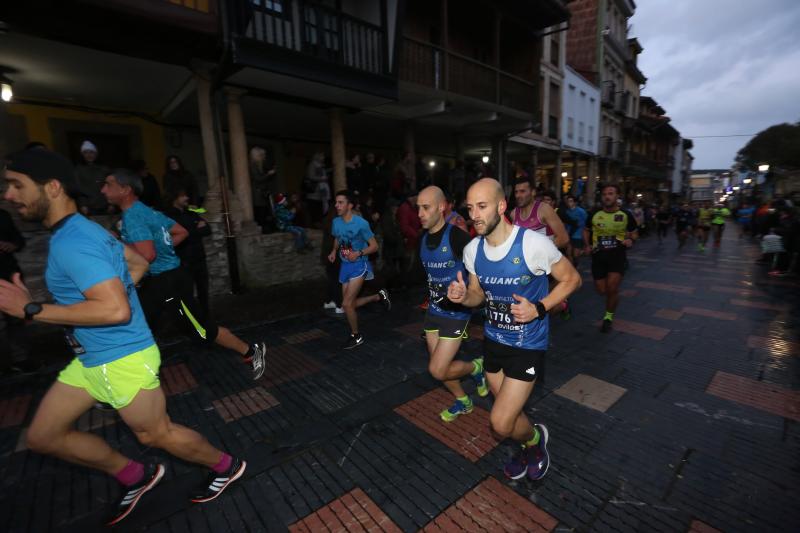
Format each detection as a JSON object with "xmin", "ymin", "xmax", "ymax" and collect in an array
[
  {"xmin": 137, "ymin": 267, "xmax": 219, "ymax": 343},
  {"xmin": 591, "ymin": 249, "xmax": 627, "ymax": 280},
  {"xmin": 423, "ymin": 312, "xmax": 470, "ymax": 340},
  {"xmin": 483, "ymin": 339, "xmax": 545, "ymax": 383}
]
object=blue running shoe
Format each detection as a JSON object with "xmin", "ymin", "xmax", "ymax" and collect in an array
[
  {"xmin": 503, "ymin": 444, "xmax": 530, "ymax": 480},
  {"xmin": 440, "ymin": 398, "xmax": 473, "ymax": 422},
  {"xmin": 526, "ymin": 423, "xmax": 550, "ymax": 481}
]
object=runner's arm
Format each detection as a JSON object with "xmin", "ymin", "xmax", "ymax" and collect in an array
[
  {"xmin": 170, "ymin": 223, "xmax": 189, "ymax": 247},
  {"xmin": 130, "ymin": 239, "xmax": 156, "ymax": 263},
  {"xmin": 539, "ymin": 203, "xmax": 569, "ymax": 248},
  {"xmin": 545, "ymin": 256, "xmax": 582, "ymax": 311},
  {"xmin": 0, "ymin": 275, "xmax": 133, "ymax": 326},
  {"xmin": 124, "ymin": 244, "xmax": 149, "ymax": 284},
  {"xmin": 358, "ymin": 236, "xmax": 379, "ymax": 257},
  {"xmin": 460, "ymin": 272, "xmax": 485, "ymax": 307},
  {"xmin": 328, "ymin": 238, "xmax": 338, "ymax": 263}
]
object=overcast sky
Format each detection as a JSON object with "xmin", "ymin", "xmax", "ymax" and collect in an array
[{"xmin": 630, "ymin": 0, "xmax": 800, "ymax": 169}]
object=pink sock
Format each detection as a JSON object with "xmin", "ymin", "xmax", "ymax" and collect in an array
[
  {"xmin": 115, "ymin": 460, "xmax": 144, "ymax": 486},
  {"xmin": 212, "ymin": 452, "xmax": 232, "ymax": 473}
]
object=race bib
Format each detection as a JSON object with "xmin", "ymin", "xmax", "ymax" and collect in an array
[
  {"xmin": 486, "ymin": 300, "xmax": 517, "ymax": 328},
  {"xmin": 64, "ymin": 328, "xmax": 86, "ymax": 356},
  {"xmin": 598, "ymin": 235, "xmax": 618, "ymax": 250}
]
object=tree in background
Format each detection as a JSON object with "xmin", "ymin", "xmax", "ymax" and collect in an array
[{"xmin": 736, "ymin": 121, "xmax": 800, "ymax": 170}]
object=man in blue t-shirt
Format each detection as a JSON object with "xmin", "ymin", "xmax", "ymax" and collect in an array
[
  {"xmin": 101, "ymin": 169, "xmax": 266, "ymax": 379},
  {"xmin": 0, "ymin": 149, "xmax": 246, "ymax": 525},
  {"xmin": 327, "ymin": 190, "xmax": 390, "ymax": 349},
  {"xmin": 564, "ymin": 194, "xmax": 588, "ymax": 267}
]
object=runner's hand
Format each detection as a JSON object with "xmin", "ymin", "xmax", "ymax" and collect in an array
[
  {"xmin": 622, "ymin": 238, "xmax": 633, "ymax": 248},
  {"xmin": 447, "ymin": 271, "xmax": 467, "ymax": 303},
  {"xmin": 0, "ymin": 273, "xmax": 32, "ymax": 319},
  {"xmin": 510, "ymin": 293, "xmax": 538, "ymax": 323},
  {"xmin": 327, "ymin": 251, "xmax": 336, "ymax": 263}
]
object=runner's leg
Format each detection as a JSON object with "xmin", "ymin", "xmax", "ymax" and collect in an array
[
  {"xmin": 118, "ymin": 387, "xmax": 223, "ymax": 468},
  {"xmin": 605, "ymin": 272, "xmax": 622, "ymax": 313},
  {"xmin": 26, "ymin": 381, "xmax": 129, "ymax": 475},
  {"xmin": 426, "ymin": 331, "xmax": 470, "ymax": 398},
  {"xmin": 342, "ymin": 276, "xmax": 365, "ymax": 335}
]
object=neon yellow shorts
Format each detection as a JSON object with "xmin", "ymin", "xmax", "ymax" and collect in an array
[{"xmin": 57, "ymin": 344, "xmax": 161, "ymax": 409}]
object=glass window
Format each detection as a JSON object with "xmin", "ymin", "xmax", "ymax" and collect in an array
[{"xmin": 567, "ymin": 117, "xmax": 574, "ymax": 139}]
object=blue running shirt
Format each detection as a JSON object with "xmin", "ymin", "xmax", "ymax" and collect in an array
[
  {"xmin": 464, "ymin": 226, "xmax": 562, "ymax": 349},
  {"xmin": 420, "ymin": 224, "xmax": 471, "ymax": 321},
  {"xmin": 46, "ymin": 214, "xmax": 154, "ymax": 367},
  {"xmin": 120, "ymin": 200, "xmax": 181, "ymax": 275},
  {"xmin": 332, "ymin": 215, "xmax": 373, "ymax": 263}
]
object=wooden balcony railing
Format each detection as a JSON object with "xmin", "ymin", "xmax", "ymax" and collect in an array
[
  {"xmin": 236, "ymin": 0, "xmax": 387, "ymax": 75},
  {"xmin": 399, "ymin": 37, "xmax": 538, "ymax": 115}
]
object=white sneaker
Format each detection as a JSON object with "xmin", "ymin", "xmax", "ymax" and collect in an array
[
  {"xmin": 335, "ymin": 307, "xmax": 345, "ymax": 314},
  {"xmin": 323, "ymin": 301, "xmax": 336, "ymax": 310}
]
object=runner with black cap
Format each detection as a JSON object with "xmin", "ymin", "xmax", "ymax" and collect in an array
[{"xmin": 0, "ymin": 148, "xmax": 246, "ymax": 525}]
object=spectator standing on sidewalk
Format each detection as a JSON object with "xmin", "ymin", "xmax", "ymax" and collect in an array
[
  {"xmin": 163, "ymin": 155, "xmax": 197, "ymax": 206},
  {"xmin": 75, "ymin": 140, "xmax": 111, "ymax": 215},
  {"xmin": 250, "ymin": 146, "xmax": 277, "ymax": 233},
  {"xmin": 131, "ymin": 160, "xmax": 162, "ymax": 210}
]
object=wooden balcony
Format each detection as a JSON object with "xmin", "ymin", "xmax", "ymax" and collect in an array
[{"xmin": 399, "ymin": 37, "xmax": 537, "ymax": 115}]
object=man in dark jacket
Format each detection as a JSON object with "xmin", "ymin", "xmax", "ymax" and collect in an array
[
  {"xmin": 0, "ymin": 207, "xmax": 34, "ymax": 373},
  {"xmin": 163, "ymin": 188, "xmax": 212, "ymax": 316}
]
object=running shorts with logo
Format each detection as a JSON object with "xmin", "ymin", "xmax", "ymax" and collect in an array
[
  {"xmin": 423, "ymin": 312, "xmax": 470, "ymax": 340},
  {"xmin": 483, "ymin": 338, "xmax": 545, "ymax": 382},
  {"xmin": 58, "ymin": 344, "xmax": 161, "ymax": 409},
  {"xmin": 137, "ymin": 266, "xmax": 219, "ymax": 343}
]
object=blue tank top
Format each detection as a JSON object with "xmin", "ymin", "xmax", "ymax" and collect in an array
[
  {"xmin": 474, "ymin": 228, "xmax": 549, "ymax": 349},
  {"xmin": 420, "ymin": 224, "xmax": 471, "ymax": 320}
]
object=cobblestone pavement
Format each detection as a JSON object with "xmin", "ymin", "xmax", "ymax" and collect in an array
[{"xmin": 0, "ymin": 230, "xmax": 798, "ymax": 532}]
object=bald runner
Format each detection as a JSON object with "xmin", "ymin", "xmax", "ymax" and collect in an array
[
  {"xmin": 448, "ymin": 178, "xmax": 582, "ymax": 481},
  {"xmin": 416, "ymin": 186, "xmax": 488, "ymax": 422}
]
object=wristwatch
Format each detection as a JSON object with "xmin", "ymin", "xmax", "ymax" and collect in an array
[
  {"xmin": 24, "ymin": 302, "xmax": 44, "ymax": 321},
  {"xmin": 533, "ymin": 301, "xmax": 547, "ymax": 320}
]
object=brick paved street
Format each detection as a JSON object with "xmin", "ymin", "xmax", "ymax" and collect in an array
[{"xmin": 0, "ymin": 231, "xmax": 798, "ymax": 532}]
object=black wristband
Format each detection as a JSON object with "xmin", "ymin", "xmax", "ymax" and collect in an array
[{"xmin": 534, "ymin": 301, "xmax": 546, "ymax": 320}]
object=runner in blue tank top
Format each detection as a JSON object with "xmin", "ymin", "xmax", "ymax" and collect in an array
[
  {"xmin": 448, "ymin": 178, "xmax": 582, "ymax": 481},
  {"xmin": 327, "ymin": 190, "xmax": 391, "ymax": 349},
  {"xmin": 417, "ymin": 187, "xmax": 489, "ymax": 422}
]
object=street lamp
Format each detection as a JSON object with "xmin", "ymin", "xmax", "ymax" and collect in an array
[
  {"xmin": 732, "ymin": 186, "xmax": 740, "ymax": 191},
  {"xmin": 743, "ymin": 177, "xmax": 752, "ymax": 184},
  {"xmin": 758, "ymin": 164, "xmax": 770, "ymax": 173},
  {"xmin": 428, "ymin": 160, "xmax": 436, "ymax": 168},
  {"xmin": 0, "ymin": 74, "xmax": 12, "ymax": 102},
  {"xmin": 561, "ymin": 171, "xmax": 568, "ymax": 178},
  {"xmin": 481, "ymin": 155, "xmax": 490, "ymax": 164}
]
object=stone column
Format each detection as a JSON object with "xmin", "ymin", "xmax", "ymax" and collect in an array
[
  {"xmin": 454, "ymin": 133, "xmax": 464, "ymax": 162},
  {"xmin": 196, "ymin": 76, "xmax": 219, "ymax": 193},
  {"xmin": 404, "ymin": 121, "xmax": 416, "ymax": 191},
  {"xmin": 571, "ymin": 153, "xmax": 580, "ymax": 195},
  {"xmin": 552, "ymin": 151, "xmax": 563, "ymax": 199},
  {"xmin": 585, "ymin": 156, "xmax": 598, "ymax": 207},
  {"xmin": 225, "ymin": 87, "xmax": 254, "ymax": 224},
  {"xmin": 330, "ymin": 107, "xmax": 347, "ymax": 192}
]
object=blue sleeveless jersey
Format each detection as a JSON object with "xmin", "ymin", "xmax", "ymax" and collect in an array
[
  {"xmin": 420, "ymin": 224, "xmax": 471, "ymax": 320},
  {"xmin": 474, "ymin": 228, "xmax": 549, "ymax": 349}
]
